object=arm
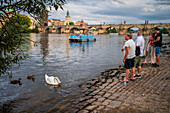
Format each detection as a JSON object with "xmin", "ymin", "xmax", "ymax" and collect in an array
[
  {"xmin": 123, "ymin": 46, "xmax": 129, "ymax": 63},
  {"xmin": 148, "ymin": 37, "xmax": 151, "ymax": 44},
  {"xmin": 121, "ymin": 45, "xmax": 125, "ymax": 51},
  {"xmin": 146, "ymin": 40, "xmax": 150, "ymax": 49},
  {"xmin": 153, "ymin": 37, "xmax": 160, "ymax": 43}
]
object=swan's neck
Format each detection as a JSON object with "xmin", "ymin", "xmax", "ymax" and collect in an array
[{"xmin": 54, "ymin": 78, "xmax": 57, "ymax": 82}]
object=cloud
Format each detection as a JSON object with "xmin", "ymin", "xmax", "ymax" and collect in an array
[
  {"xmin": 49, "ymin": 0, "xmax": 170, "ymax": 24},
  {"xmin": 142, "ymin": 7, "xmax": 155, "ymax": 12},
  {"xmin": 154, "ymin": 0, "xmax": 170, "ymax": 5}
]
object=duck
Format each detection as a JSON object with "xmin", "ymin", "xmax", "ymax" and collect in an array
[
  {"xmin": 45, "ymin": 74, "xmax": 61, "ymax": 86},
  {"xmin": 27, "ymin": 75, "xmax": 35, "ymax": 81},
  {"xmin": 10, "ymin": 78, "xmax": 22, "ymax": 85}
]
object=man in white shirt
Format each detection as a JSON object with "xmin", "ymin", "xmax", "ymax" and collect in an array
[
  {"xmin": 122, "ymin": 33, "xmax": 136, "ymax": 82},
  {"xmin": 134, "ymin": 30, "xmax": 145, "ymax": 78}
]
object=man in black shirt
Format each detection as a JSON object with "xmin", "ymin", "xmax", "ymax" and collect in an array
[{"xmin": 153, "ymin": 27, "xmax": 162, "ymax": 67}]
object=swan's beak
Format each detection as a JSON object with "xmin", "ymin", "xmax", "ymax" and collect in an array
[{"xmin": 59, "ymin": 83, "xmax": 61, "ymax": 87}]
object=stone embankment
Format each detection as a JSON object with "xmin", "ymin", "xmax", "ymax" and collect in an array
[{"xmin": 46, "ymin": 43, "xmax": 170, "ymax": 113}]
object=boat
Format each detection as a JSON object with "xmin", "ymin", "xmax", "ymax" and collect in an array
[{"xmin": 69, "ymin": 34, "xmax": 96, "ymax": 42}]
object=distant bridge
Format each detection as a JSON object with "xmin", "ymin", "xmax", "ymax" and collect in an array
[{"xmin": 39, "ymin": 23, "xmax": 170, "ymax": 35}]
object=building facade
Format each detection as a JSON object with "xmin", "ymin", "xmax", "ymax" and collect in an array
[
  {"xmin": 75, "ymin": 20, "xmax": 87, "ymax": 26},
  {"xmin": 48, "ymin": 19, "xmax": 65, "ymax": 26}
]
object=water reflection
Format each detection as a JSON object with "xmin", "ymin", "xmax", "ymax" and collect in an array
[
  {"xmin": 39, "ymin": 34, "xmax": 49, "ymax": 64},
  {"xmin": 69, "ymin": 42, "xmax": 95, "ymax": 52},
  {"xmin": 45, "ymin": 84, "xmax": 61, "ymax": 92},
  {"xmin": 65, "ymin": 38, "xmax": 70, "ymax": 57}
]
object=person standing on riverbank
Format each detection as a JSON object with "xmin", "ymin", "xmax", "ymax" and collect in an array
[
  {"xmin": 134, "ymin": 30, "xmax": 145, "ymax": 78},
  {"xmin": 143, "ymin": 32, "xmax": 156, "ymax": 64},
  {"xmin": 153, "ymin": 27, "xmax": 162, "ymax": 67},
  {"xmin": 122, "ymin": 33, "xmax": 136, "ymax": 82}
]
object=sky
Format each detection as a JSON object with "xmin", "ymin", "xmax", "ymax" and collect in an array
[{"xmin": 49, "ymin": 0, "xmax": 170, "ymax": 25}]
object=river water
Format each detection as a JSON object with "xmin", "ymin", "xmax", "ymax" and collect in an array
[{"xmin": 0, "ymin": 33, "xmax": 169, "ymax": 112}]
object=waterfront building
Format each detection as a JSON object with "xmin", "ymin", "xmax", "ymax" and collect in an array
[
  {"xmin": 58, "ymin": 21, "xmax": 65, "ymax": 26},
  {"xmin": 48, "ymin": 19, "xmax": 64, "ymax": 26},
  {"xmin": 75, "ymin": 20, "xmax": 87, "ymax": 26}
]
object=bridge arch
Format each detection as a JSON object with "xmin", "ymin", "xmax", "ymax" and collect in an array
[
  {"xmin": 45, "ymin": 28, "xmax": 50, "ymax": 33},
  {"xmin": 89, "ymin": 27, "xmax": 97, "ymax": 31},
  {"xmin": 106, "ymin": 26, "xmax": 112, "ymax": 30},
  {"xmin": 88, "ymin": 26, "xmax": 92, "ymax": 29},
  {"xmin": 97, "ymin": 27, "xmax": 103, "ymax": 30},
  {"xmin": 151, "ymin": 24, "xmax": 169, "ymax": 30},
  {"xmin": 44, "ymin": 23, "xmax": 48, "ymax": 26},
  {"xmin": 70, "ymin": 27, "xmax": 79, "ymax": 33},
  {"xmin": 150, "ymin": 26, "xmax": 169, "ymax": 34},
  {"xmin": 56, "ymin": 27, "xmax": 64, "ymax": 34},
  {"xmin": 127, "ymin": 26, "xmax": 141, "ymax": 33}
]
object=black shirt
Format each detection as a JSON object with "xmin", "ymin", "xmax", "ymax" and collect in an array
[{"xmin": 154, "ymin": 33, "xmax": 162, "ymax": 47}]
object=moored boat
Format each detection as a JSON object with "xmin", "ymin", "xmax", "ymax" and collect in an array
[{"xmin": 69, "ymin": 34, "xmax": 96, "ymax": 42}]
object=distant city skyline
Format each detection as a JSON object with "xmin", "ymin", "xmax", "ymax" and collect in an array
[{"xmin": 49, "ymin": 0, "xmax": 170, "ymax": 25}]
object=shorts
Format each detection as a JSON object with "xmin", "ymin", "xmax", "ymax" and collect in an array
[
  {"xmin": 135, "ymin": 56, "xmax": 141, "ymax": 67},
  {"xmin": 155, "ymin": 47, "xmax": 161, "ymax": 55},
  {"xmin": 124, "ymin": 58, "xmax": 135, "ymax": 69}
]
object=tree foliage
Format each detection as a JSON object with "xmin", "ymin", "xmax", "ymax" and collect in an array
[
  {"xmin": 11, "ymin": 13, "xmax": 32, "ymax": 33},
  {"xmin": 128, "ymin": 28, "xmax": 134, "ymax": 32},
  {"xmin": 69, "ymin": 21, "xmax": 74, "ymax": 25},
  {"xmin": 0, "ymin": 0, "xmax": 66, "ymax": 76},
  {"xmin": 159, "ymin": 28, "xmax": 169, "ymax": 34},
  {"xmin": 108, "ymin": 28, "xmax": 117, "ymax": 33}
]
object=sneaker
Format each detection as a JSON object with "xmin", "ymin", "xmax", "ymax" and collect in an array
[
  {"xmin": 152, "ymin": 64, "xmax": 159, "ymax": 67},
  {"xmin": 152, "ymin": 63, "xmax": 157, "ymax": 66},
  {"xmin": 134, "ymin": 74, "xmax": 141, "ymax": 78}
]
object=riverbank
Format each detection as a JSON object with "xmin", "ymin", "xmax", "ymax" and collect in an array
[
  {"xmin": 45, "ymin": 48, "xmax": 170, "ymax": 113},
  {"xmin": 68, "ymin": 57, "xmax": 169, "ymax": 113}
]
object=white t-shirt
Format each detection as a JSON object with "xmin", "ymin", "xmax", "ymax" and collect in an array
[
  {"xmin": 135, "ymin": 36, "xmax": 145, "ymax": 56},
  {"xmin": 124, "ymin": 39, "xmax": 136, "ymax": 59}
]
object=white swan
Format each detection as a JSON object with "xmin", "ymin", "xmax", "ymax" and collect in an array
[{"xmin": 45, "ymin": 74, "xmax": 61, "ymax": 86}]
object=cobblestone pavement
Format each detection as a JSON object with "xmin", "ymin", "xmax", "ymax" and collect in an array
[{"xmin": 46, "ymin": 56, "xmax": 170, "ymax": 113}]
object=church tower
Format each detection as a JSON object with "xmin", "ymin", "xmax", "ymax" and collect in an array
[{"xmin": 65, "ymin": 10, "xmax": 71, "ymax": 25}]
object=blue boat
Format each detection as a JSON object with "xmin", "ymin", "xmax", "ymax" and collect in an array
[{"xmin": 69, "ymin": 34, "xmax": 96, "ymax": 42}]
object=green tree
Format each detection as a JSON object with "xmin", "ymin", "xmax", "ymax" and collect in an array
[
  {"xmin": 69, "ymin": 21, "xmax": 74, "ymax": 25},
  {"xmin": 11, "ymin": 13, "xmax": 32, "ymax": 33},
  {"xmin": 0, "ymin": 0, "xmax": 66, "ymax": 76},
  {"xmin": 128, "ymin": 28, "xmax": 134, "ymax": 33},
  {"xmin": 108, "ymin": 28, "xmax": 117, "ymax": 33},
  {"xmin": 31, "ymin": 24, "xmax": 40, "ymax": 33},
  {"xmin": 159, "ymin": 28, "xmax": 169, "ymax": 34}
]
